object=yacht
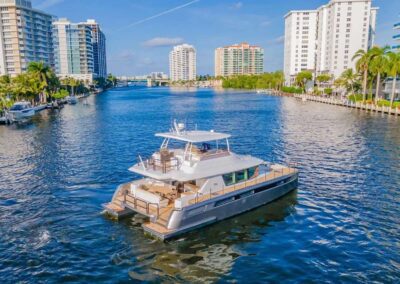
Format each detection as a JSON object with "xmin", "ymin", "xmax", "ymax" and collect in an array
[
  {"xmin": 9, "ymin": 101, "xmax": 35, "ymax": 121},
  {"xmin": 66, "ymin": 96, "xmax": 78, "ymax": 105},
  {"xmin": 103, "ymin": 122, "xmax": 298, "ymax": 240}
]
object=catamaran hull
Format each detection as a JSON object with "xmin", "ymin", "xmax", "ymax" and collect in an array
[{"xmin": 143, "ymin": 173, "xmax": 298, "ymax": 240}]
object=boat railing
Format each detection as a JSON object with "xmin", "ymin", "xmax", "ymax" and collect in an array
[
  {"xmin": 122, "ymin": 188, "xmax": 161, "ymax": 218},
  {"xmin": 191, "ymin": 165, "xmax": 298, "ymax": 205},
  {"xmin": 137, "ymin": 154, "xmax": 180, "ymax": 174}
]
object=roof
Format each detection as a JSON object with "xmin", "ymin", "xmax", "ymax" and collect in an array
[
  {"xmin": 155, "ymin": 130, "xmax": 231, "ymax": 143},
  {"xmin": 129, "ymin": 152, "xmax": 264, "ymax": 182}
]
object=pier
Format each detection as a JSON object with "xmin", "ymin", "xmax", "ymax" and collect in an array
[{"xmin": 294, "ymin": 94, "xmax": 400, "ymax": 116}]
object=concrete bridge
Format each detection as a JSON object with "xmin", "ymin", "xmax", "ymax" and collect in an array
[{"xmin": 118, "ymin": 78, "xmax": 170, "ymax": 87}]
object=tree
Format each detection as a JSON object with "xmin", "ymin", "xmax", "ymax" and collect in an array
[
  {"xmin": 295, "ymin": 71, "xmax": 313, "ymax": 92},
  {"xmin": 61, "ymin": 77, "xmax": 80, "ymax": 96},
  {"xmin": 340, "ymin": 68, "xmax": 358, "ymax": 95},
  {"xmin": 369, "ymin": 46, "xmax": 390, "ymax": 103},
  {"xmin": 386, "ymin": 51, "xmax": 400, "ymax": 108},
  {"xmin": 316, "ymin": 74, "xmax": 332, "ymax": 89},
  {"xmin": 352, "ymin": 48, "xmax": 375, "ymax": 101},
  {"xmin": 27, "ymin": 61, "xmax": 55, "ymax": 103},
  {"xmin": 107, "ymin": 74, "xmax": 117, "ymax": 87}
]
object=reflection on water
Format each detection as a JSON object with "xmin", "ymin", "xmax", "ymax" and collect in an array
[{"xmin": 0, "ymin": 87, "xmax": 399, "ymax": 282}]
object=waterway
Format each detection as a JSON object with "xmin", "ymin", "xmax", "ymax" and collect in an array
[{"xmin": 0, "ymin": 87, "xmax": 399, "ymax": 282}]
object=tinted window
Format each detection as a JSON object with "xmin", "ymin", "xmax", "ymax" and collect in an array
[
  {"xmin": 223, "ymin": 173, "xmax": 235, "ymax": 185},
  {"xmin": 247, "ymin": 167, "xmax": 257, "ymax": 179},
  {"xmin": 10, "ymin": 105, "xmax": 23, "ymax": 111},
  {"xmin": 236, "ymin": 170, "xmax": 246, "ymax": 182}
]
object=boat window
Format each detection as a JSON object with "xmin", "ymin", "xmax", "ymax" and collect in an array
[
  {"xmin": 247, "ymin": 167, "xmax": 258, "ymax": 179},
  {"xmin": 222, "ymin": 173, "xmax": 235, "ymax": 186},
  {"xmin": 235, "ymin": 170, "xmax": 246, "ymax": 183},
  {"xmin": 10, "ymin": 105, "xmax": 24, "ymax": 111}
]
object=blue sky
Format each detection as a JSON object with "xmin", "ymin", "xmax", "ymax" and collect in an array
[{"xmin": 34, "ymin": 0, "xmax": 400, "ymax": 76}]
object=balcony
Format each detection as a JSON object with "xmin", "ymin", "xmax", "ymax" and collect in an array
[{"xmin": 394, "ymin": 22, "xmax": 400, "ymax": 29}]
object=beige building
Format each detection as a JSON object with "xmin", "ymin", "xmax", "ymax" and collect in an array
[
  {"xmin": 0, "ymin": 0, "xmax": 54, "ymax": 76},
  {"xmin": 215, "ymin": 43, "xmax": 264, "ymax": 77}
]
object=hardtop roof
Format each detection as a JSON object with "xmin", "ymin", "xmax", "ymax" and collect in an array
[{"xmin": 155, "ymin": 130, "xmax": 231, "ymax": 143}]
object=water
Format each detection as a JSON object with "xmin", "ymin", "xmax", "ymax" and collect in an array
[{"xmin": 0, "ymin": 87, "xmax": 399, "ymax": 283}]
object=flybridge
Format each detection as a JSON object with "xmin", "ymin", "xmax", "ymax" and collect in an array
[{"xmin": 156, "ymin": 120, "xmax": 231, "ymax": 144}]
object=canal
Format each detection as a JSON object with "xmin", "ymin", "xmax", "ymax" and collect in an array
[{"xmin": 0, "ymin": 87, "xmax": 399, "ymax": 282}]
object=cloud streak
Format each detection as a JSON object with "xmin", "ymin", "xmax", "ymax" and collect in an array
[
  {"xmin": 36, "ymin": 0, "xmax": 64, "ymax": 9},
  {"xmin": 142, "ymin": 37, "xmax": 184, "ymax": 47},
  {"xmin": 122, "ymin": 0, "xmax": 200, "ymax": 30}
]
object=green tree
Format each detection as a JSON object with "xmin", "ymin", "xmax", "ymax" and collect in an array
[
  {"xmin": 369, "ymin": 46, "xmax": 390, "ymax": 103},
  {"xmin": 295, "ymin": 71, "xmax": 313, "ymax": 92},
  {"xmin": 27, "ymin": 61, "xmax": 56, "ymax": 103},
  {"xmin": 340, "ymin": 68, "xmax": 358, "ymax": 95},
  {"xmin": 316, "ymin": 74, "xmax": 332, "ymax": 89},
  {"xmin": 386, "ymin": 51, "xmax": 400, "ymax": 108},
  {"xmin": 352, "ymin": 48, "xmax": 375, "ymax": 101}
]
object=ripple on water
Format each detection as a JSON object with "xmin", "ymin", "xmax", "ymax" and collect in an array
[{"xmin": 0, "ymin": 88, "xmax": 399, "ymax": 282}]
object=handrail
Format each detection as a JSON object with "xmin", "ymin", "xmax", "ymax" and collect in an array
[
  {"xmin": 124, "ymin": 190, "xmax": 160, "ymax": 218},
  {"xmin": 190, "ymin": 167, "xmax": 295, "ymax": 205}
]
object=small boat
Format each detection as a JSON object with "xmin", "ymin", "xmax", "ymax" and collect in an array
[
  {"xmin": 9, "ymin": 101, "xmax": 35, "ymax": 122},
  {"xmin": 103, "ymin": 121, "xmax": 299, "ymax": 240},
  {"xmin": 66, "ymin": 96, "xmax": 78, "ymax": 105}
]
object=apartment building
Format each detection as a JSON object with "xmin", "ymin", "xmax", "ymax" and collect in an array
[
  {"xmin": 215, "ymin": 42, "xmax": 264, "ymax": 77},
  {"xmin": 284, "ymin": 0, "xmax": 378, "ymax": 85},
  {"xmin": 0, "ymin": 0, "xmax": 54, "ymax": 76},
  {"xmin": 53, "ymin": 18, "xmax": 95, "ymax": 82},
  {"xmin": 394, "ymin": 18, "xmax": 400, "ymax": 50},
  {"xmin": 169, "ymin": 44, "xmax": 196, "ymax": 81},
  {"xmin": 83, "ymin": 19, "xmax": 107, "ymax": 78}
]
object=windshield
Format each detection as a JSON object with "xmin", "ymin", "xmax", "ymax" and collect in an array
[{"xmin": 10, "ymin": 105, "xmax": 24, "ymax": 111}]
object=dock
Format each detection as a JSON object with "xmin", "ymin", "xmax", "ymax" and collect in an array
[{"xmin": 295, "ymin": 94, "xmax": 400, "ymax": 116}]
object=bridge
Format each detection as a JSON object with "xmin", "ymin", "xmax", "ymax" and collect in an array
[{"xmin": 117, "ymin": 78, "xmax": 170, "ymax": 87}]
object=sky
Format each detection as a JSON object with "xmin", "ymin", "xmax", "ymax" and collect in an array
[{"xmin": 33, "ymin": 0, "xmax": 400, "ymax": 76}]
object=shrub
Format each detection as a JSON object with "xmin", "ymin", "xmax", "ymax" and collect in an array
[
  {"xmin": 348, "ymin": 94, "xmax": 363, "ymax": 102},
  {"xmin": 324, "ymin": 88, "xmax": 333, "ymax": 95},
  {"xmin": 282, "ymin": 86, "xmax": 303, "ymax": 94}
]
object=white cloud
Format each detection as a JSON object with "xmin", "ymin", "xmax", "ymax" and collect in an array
[
  {"xmin": 36, "ymin": 0, "xmax": 64, "ymax": 9},
  {"xmin": 232, "ymin": 2, "xmax": 243, "ymax": 9},
  {"xmin": 260, "ymin": 21, "xmax": 271, "ymax": 27},
  {"xmin": 269, "ymin": 35, "xmax": 284, "ymax": 45},
  {"xmin": 142, "ymin": 37, "xmax": 184, "ymax": 47}
]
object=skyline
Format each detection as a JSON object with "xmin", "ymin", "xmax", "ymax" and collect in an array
[{"xmin": 33, "ymin": 0, "xmax": 400, "ymax": 76}]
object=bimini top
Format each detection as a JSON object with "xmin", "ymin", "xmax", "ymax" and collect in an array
[{"xmin": 155, "ymin": 130, "xmax": 231, "ymax": 143}]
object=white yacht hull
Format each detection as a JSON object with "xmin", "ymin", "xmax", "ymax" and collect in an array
[
  {"xmin": 143, "ymin": 172, "xmax": 298, "ymax": 240},
  {"xmin": 10, "ymin": 109, "xmax": 35, "ymax": 121}
]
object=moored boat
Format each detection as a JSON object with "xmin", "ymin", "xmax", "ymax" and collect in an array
[
  {"xmin": 103, "ymin": 121, "xmax": 299, "ymax": 240},
  {"xmin": 9, "ymin": 101, "xmax": 35, "ymax": 122}
]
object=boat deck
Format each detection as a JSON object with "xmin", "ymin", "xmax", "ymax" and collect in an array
[
  {"xmin": 190, "ymin": 167, "xmax": 295, "ymax": 204},
  {"xmin": 104, "ymin": 165, "xmax": 297, "ymax": 240}
]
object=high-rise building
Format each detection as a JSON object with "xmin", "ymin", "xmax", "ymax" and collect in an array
[
  {"xmin": 215, "ymin": 43, "xmax": 264, "ymax": 77},
  {"xmin": 0, "ymin": 0, "xmax": 54, "ymax": 76},
  {"xmin": 393, "ymin": 17, "xmax": 400, "ymax": 50},
  {"xmin": 53, "ymin": 18, "xmax": 94, "ymax": 82},
  {"xmin": 284, "ymin": 0, "xmax": 378, "ymax": 85},
  {"xmin": 169, "ymin": 44, "xmax": 196, "ymax": 81},
  {"xmin": 82, "ymin": 19, "xmax": 107, "ymax": 78}
]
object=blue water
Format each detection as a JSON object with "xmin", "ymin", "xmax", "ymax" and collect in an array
[{"xmin": 1, "ymin": 87, "xmax": 399, "ymax": 283}]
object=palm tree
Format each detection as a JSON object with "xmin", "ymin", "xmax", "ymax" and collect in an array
[
  {"xmin": 386, "ymin": 51, "xmax": 400, "ymax": 108},
  {"xmin": 27, "ymin": 61, "xmax": 53, "ymax": 103},
  {"xmin": 352, "ymin": 49, "xmax": 374, "ymax": 102},
  {"xmin": 340, "ymin": 68, "xmax": 357, "ymax": 95},
  {"xmin": 369, "ymin": 46, "xmax": 390, "ymax": 103}
]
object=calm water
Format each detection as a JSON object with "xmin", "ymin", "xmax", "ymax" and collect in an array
[{"xmin": 1, "ymin": 87, "xmax": 399, "ymax": 283}]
